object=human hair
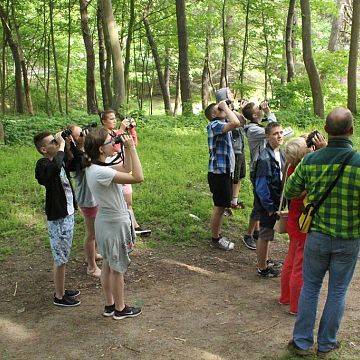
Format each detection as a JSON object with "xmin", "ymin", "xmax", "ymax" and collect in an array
[
  {"xmin": 204, "ymin": 103, "xmax": 216, "ymax": 121},
  {"xmin": 325, "ymin": 107, "xmax": 353, "ymax": 136},
  {"xmin": 242, "ymin": 102, "xmax": 256, "ymax": 121},
  {"xmin": 284, "ymin": 137, "xmax": 309, "ymax": 167},
  {"xmin": 99, "ymin": 109, "xmax": 116, "ymax": 124},
  {"xmin": 84, "ymin": 128, "xmax": 109, "ymax": 166},
  {"xmin": 265, "ymin": 121, "xmax": 281, "ymax": 135},
  {"xmin": 34, "ymin": 131, "xmax": 52, "ymax": 154}
]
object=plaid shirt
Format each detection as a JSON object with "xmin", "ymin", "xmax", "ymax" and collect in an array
[
  {"xmin": 207, "ymin": 119, "xmax": 235, "ymax": 174},
  {"xmin": 285, "ymin": 138, "xmax": 360, "ymax": 239}
]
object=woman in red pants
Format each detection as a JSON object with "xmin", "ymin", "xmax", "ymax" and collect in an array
[{"xmin": 279, "ymin": 136, "xmax": 309, "ymax": 315}]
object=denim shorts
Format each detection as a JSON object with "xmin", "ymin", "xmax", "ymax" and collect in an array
[{"xmin": 47, "ymin": 214, "xmax": 74, "ymax": 266}]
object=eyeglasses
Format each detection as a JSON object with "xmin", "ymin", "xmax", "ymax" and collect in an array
[{"xmin": 103, "ymin": 139, "xmax": 113, "ymax": 146}]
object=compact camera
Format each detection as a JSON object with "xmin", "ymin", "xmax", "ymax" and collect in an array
[{"xmin": 306, "ymin": 130, "xmax": 320, "ymax": 148}]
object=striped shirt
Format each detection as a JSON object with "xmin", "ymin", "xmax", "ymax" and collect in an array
[
  {"xmin": 207, "ymin": 119, "xmax": 235, "ymax": 174},
  {"xmin": 285, "ymin": 138, "xmax": 360, "ymax": 239}
]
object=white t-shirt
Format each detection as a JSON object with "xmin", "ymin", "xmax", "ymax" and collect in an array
[
  {"xmin": 85, "ymin": 164, "xmax": 127, "ymax": 212},
  {"xmin": 59, "ymin": 167, "xmax": 74, "ymax": 215},
  {"xmin": 274, "ymin": 148, "xmax": 283, "ymax": 180}
]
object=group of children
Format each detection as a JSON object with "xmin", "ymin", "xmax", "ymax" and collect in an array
[{"xmin": 34, "ymin": 110, "xmax": 148, "ymax": 319}]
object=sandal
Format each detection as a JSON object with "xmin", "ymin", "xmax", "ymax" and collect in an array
[{"xmin": 87, "ymin": 267, "xmax": 101, "ymax": 278}]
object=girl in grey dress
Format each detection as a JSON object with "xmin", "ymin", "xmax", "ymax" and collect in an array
[{"xmin": 84, "ymin": 128, "xmax": 144, "ymax": 320}]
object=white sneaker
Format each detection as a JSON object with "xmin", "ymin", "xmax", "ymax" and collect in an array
[{"xmin": 215, "ymin": 237, "xmax": 234, "ymax": 251}]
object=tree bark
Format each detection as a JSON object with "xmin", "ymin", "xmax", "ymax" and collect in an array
[
  {"xmin": 175, "ymin": 0, "xmax": 193, "ymax": 115},
  {"xmin": 239, "ymin": 0, "xmax": 250, "ymax": 98},
  {"xmin": 347, "ymin": 0, "xmax": 360, "ymax": 113},
  {"xmin": 80, "ymin": 0, "xmax": 98, "ymax": 114},
  {"xmin": 328, "ymin": 0, "xmax": 345, "ymax": 51},
  {"xmin": 65, "ymin": 0, "xmax": 72, "ymax": 114},
  {"xmin": 143, "ymin": 12, "xmax": 172, "ymax": 115},
  {"xmin": 1, "ymin": 20, "xmax": 6, "ymax": 114},
  {"xmin": 285, "ymin": 0, "xmax": 296, "ymax": 82},
  {"xmin": 124, "ymin": 0, "xmax": 135, "ymax": 96},
  {"xmin": 164, "ymin": 46, "xmax": 171, "ymax": 106},
  {"xmin": 101, "ymin": 0, "xmax": 125, "ymax": 111},
  {"xmin": 220, "ymin": 1, "xmax": 231, "ymax": 88},
  {"xmin": 0, "ymin": 6, "xmax": 24, "ymax": 113},
  {"xmin": 300, "ymin": 0, "xmax": 324, "ymax": 118},
  {"xmin": 49, "ymin": 0, "xmax": 63, "ymax": 114},
  {"xmin": 201, "ymin": 29, "xmax": 211, "ymax": 110},
  {"xmin": 261, "ymin": 4, "xmax": 270, "ymax": 99}
]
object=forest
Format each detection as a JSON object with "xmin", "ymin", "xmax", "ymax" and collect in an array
[{"xmin": 0, "ymin": 0, "xmax": 359, "ymax": 128}]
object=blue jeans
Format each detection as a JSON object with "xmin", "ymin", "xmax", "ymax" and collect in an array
[{"xmin": 293, "ymin": 231, "xmax": 359, "ymax": 352}]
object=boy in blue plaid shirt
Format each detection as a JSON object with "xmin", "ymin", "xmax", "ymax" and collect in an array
[{"xmin": 205, "ymin": 100, "xmax": 240, "ymax": 250}]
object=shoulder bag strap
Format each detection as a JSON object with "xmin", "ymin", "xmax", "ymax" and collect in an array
[{"xmin": 313, "ymin": 150, "xmax": 355, "ymax": 213}]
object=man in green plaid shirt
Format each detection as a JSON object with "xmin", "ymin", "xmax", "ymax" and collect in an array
[{"xmin": 285, "ymin": 108, "xmax": 360, "ymax": 358}]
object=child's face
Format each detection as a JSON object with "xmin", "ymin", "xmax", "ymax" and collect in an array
[
  {"xmin": 41, "ymin": 135, "xmax": 59, "ymax": 158},
  {"xmin": 212, "ymin": 104, "xmax": 226, "ymax": 120},
  {"xmin": 101, "ymin": 134, "xmax": 117, "ymax": 157},
  {"xmin": 102, "ymin": 113, "xmax": 117, "ymax": 131},
  {"xmin": 266, "ymin": 126, "xmax": 284, "ymax": 150}
]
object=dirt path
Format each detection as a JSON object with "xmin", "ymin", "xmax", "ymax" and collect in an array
[{"xmin": 1, "ymin": 240, "xmax": 359, "ymax": 359}]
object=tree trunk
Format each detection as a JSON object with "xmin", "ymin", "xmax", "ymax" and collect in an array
[
  {"xmin": 174, "ymin": 63, "xmax": 181, "ymax": 115},
  {"xmin": 0, "ymin": 6, "xmax": 24, "ymax": 114},
  {"xmin": 124, "ymin": 0, "xmax": 135, "ymax": 97},
  {"xmin": 101, "ymin": 0, "xmax": 125, "ymax": 111},
  {"xmin": 143, "ymin": 12, "xmax": 172, "ymax": 115},
  {"xmin": 347, "ymin": 0, "xmax": 360, "ymax": 113},
  {"xmin": 80, "ymin": 0, "xmax": 98, "ymax": 114},
  {"xmin": 261, "ymin": 4, "xmax": 270, "ymax": 99},
  {"xmin": 201, "ymin": 30, "xmax": 211, "ymax": 110},
  {"xmin": 65, "ymin": 0, "xmax": 72, "ymax": 114},
  {"xmin": 1, "ymin": 25, "xmax": 6, "ymax": 113},
  {"xmin": 164, "ymin": 46, "xmax": 171, "ymax": 108},
  {"xmin": 49, "ymin": 0, "xmax": 63, "ymax": 114},
  {"xmin": 175, "ymin": 0, "xmax": 193, "ymax": 115},
  {"xmin": 285, "ymin": 0, "xmax": 296, "ymax": 82},
  {"xmin": 300, "ymin": 0, "xmax": 324, "ymax": 118},
  {"xmin": 328, "ymin": 0, "xmax": 345, "ymax": 51},
  {"xmin": 239, "ymin": 0, "xmax": 250, "ymax": 98},
  {"xmin": 220, "ymin": 1, "xmax": 231, "ymax": 88}
]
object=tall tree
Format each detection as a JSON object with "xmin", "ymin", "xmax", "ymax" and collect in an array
[
  {"xmin": 101, "ymin": 0, "xmax": 125, "ymax": 110},
  {"xmin": 239, "ymin": 0, "xmax": 250, "ymax": 98},
  {"xmin": 347, "ymin": 0, "xmax": 360, "ymax": 113},
  {"xmin": 143, "ymin": 9, "xmax": 172, "ymax": 115},
  {"xmin": 300, "ymin": 0, "xmax": 324, "ymax": 118},
  {"xmin": 285, "ymin": 0, "xmax": 296, "ymax": 82},
  {"xmin": 80, "ymin": 0, "xmax": 98, "ymax": 114},
  {"xmin": 220, "ymin": 1, "xmax": 232, "ymax": 88},
  {"xmin": 175, "ymin": 0, "xmax": 193, "ymax": 115},
  {"xmin": 328, "ymin": 0, "xmax": 345, "ymax": 51},
  {"xmin": 65, "ymin": 0, "xmax": 72, "ymax": 114},
  {"xmin": 0, "ymin": 5, "xmax": 24, "ymax": 113},
  {"xmin": 124, "ymin": 0, "xmax": 135, "ymax": 96}
]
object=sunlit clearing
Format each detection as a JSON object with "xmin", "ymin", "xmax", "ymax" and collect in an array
[
  {"xmin": 192, "ymin": 348, "xmax": 224, "ymax": 360},
  {"xmin": 161, "ymin": 259, "xmax": 214, "ymax": 276},
  {"xmin": 0, "ymin": 318, "xmax": 36, "ymax": 342}
]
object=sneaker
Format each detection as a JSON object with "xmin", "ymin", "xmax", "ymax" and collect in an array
[
  {"xmin": 53, "ymin": 295, "xmax": 81, "ymax": 307},
  {"xmin": 267, "ymin": 259, "xmax": 283, "ymax": 269},
  {"xmin": 102, "ymin": 303, "xmax": 115, "ymax": 317},
  {"xmin": 213, "ymin": 236, "xmax": 234, "ymax": 251},
  {"xmin": 113, "ymin": 305, "xmax": 142, "ymax": 320},
  {"xmin": 242, "ymin": 235, "xmax": 256, "ymax": 250},
  {"xmin": 135, "ymin": 226, "xmax": 151, "ymax": 237},
  {"xmin": 87, "ymin": 267, "xmax": 102, "ymax": 278},
  {"xmin": 317, "ymin": 341, "xmax": 341, "ymax": 358},
  {"xmin": 253, "ymin": 230, "xmax": 259, "ymax": 240},
  {"xmin": 64, "ymin": 289, "xmax": 80, "ymax": 298},
  {"xmin": 257, "ymin": 266, "xmax": 280, "ymax": 278},
  {"xmin": 287, "ymin": 340, "xmax": 313, "ymax": 357}
]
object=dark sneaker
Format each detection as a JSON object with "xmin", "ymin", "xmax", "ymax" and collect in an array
[
  {"xmin": 257, "ymin": 266, "xmax": 280, "ymax": 278},
  {"xmin": 65, "ymin": 289, "xmax": 80, "ymax": 298},
  {"xmin": 267, "ymin": 259, "xmax": 283, "ymax": 269},
  {"xmin": 253, "ymin": 230, "xmax": 259, "ymax": 240},
  {"xmin": 113, "ymin": 305, "xmax": 142, "ymax": 320},
  {"xmin": 317, "ymin": 341, "xmax": 341, "ymax": 358},
  {"xmin": 243, "ymin": 235, "xmax": 256, "ymax": 250},
  {"xmin": 135, "ymin": 226, "xmax": 151, "ymax": 237},
  {"xmin": 102, "ymin": 303, "xmax": 115, "ymax": 317},
  {"xmin": 53, "ymin": 295, "xmax": 81, "ymax": 307},
  {"xmin": 287, "ymin": 340, "xmax": 313, "ymax": 357},
  {"xmin": 212, "ymin": 236, "xmax": 234, "ymax": 251}
]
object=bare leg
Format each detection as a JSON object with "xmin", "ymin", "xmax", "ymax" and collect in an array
[
  {"xmin": 110, "ymin": 269, "xmax": 125, "ymax": 311},
  {"xmin": 257, "ymin": 239, "xmax": 269, "ymax": 270},
  {"xmin": 210, "ymin": 206, "xmax": 225, "ymax": 238},
  {"xmin": 54, "ymin": 263, "xmax": 66, "ymax": 299},
  {"xmin": 83, "ymin": 215, "xmax": 100, "ymax": 273},
  {"xmin": 246, "ymin": 217, "xmax": 259, "ymax": 235},
  {"xmin": 232, "ymin": 182, "xmax": 241, "ymax": 203},
  {"xmin": 101, "ymin": 262, "xmax": 114, "ymax": 306},
  {"xmin": 124, "ymin": 192, "xmax": 139, "ymax": 228}
]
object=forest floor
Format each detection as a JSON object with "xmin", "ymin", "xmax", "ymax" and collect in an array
[{"xmin": 1, "ymin": 236, "xmax": 359, "ymax": 360}]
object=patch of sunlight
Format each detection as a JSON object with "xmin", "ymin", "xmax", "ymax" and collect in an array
[
  {"xmin": 191, "ymin": 348, "xmax": 224, "ymax": 360},
  {"xmin": 0, "ymin": 318, "xmax": 36, "ymax": 342},
  {"xmin": 173, "ymin": 127, "xmax": 200, "ymax": 136},
  {"xmin": 161, "ymin": 259, "xmax": 214, "ymax": 276},
  {"xmin": 13, "ymin": 207, "xmax": 40, "ymax": 228}
]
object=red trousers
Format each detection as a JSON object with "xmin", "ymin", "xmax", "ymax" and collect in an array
[{"xmin": 279, "ymin": 220, "xmax": 306, "ymax": 314}]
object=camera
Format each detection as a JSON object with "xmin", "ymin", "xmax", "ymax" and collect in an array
[
  {"xmin": 80, "ymin": 122, "xmax": 97, "ymax": 137},
  {"xmin": 61, "ymin": 128, "xmax": 72, "ymax": 140},
  {"xmin": 112, "ymin": 134, "xmax": 124, "ymax": 145},
  {"xmin": 124, "ymin": 117, "xmax": 136, "ymax": 130},
  {"xmin": 306, "ymin": 130, "xmax": 320, "ymax": 148}
]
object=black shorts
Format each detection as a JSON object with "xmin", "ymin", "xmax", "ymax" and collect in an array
[
  {"xmin": 208, "ymin": 172, "xmax": 232, "ymax": 208},
  {"xmin": 233, "ymin": 153, "xmax": 246, "ymax": 183}
]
